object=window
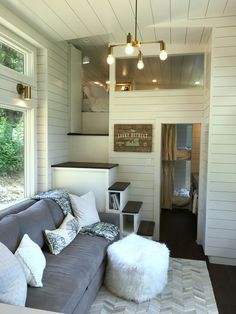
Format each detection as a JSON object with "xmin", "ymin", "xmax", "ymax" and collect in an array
[
  {"xmin": 0, "ymin": 27, "xmax": 36, "ymax": 210},
  {"xmin": 0, "ymin": 40, "xmax": 25, "ymax": 74},
  {"xmin": 0, "ymin": 107, "xmax": 25, "ymax": 209}
]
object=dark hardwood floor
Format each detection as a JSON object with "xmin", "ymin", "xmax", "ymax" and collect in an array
[{"xmin": 160, "ymin": 208, "xmax": 236, "ymax": 314}]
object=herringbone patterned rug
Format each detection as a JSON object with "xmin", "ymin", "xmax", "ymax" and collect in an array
[{"xmin": 89, "ymin": 258, "xmax": 218, "ymax": 314}]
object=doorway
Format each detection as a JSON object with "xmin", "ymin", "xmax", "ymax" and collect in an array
[{"xmin": 160, "ymin": 123, "xmax": 201, "ymax": 244}]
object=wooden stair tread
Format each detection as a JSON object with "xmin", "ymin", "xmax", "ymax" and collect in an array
[
  {"xmin": 122, "ymin": 201, "xmax": 142, "ymax": 214},
  {"xmin": 108, "ymin": 181, "xmax": 130, "ymax": 191},
  {"xmin": 137, "ymin": 220, "xmax": 155, "ymax": 236}
]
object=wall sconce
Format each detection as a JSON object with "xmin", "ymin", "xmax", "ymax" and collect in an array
[{"xmin": 16, "ymin": 83, "xmax": 31, "ymax": 100}]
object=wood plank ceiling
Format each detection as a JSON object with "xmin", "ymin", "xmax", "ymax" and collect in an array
[{"xmin": 1, "ymin": 0, "xmax": 236, "ymax": 87}]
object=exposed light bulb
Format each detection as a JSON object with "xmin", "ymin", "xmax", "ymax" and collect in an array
[
  {"xmin": 125, "ymin": 43, "xmax": 134, "ymax": 55},
  {"xmin": 82, "ymin": 56, "xmax": 90, "ymax": 64},
  {"xmin": 160, "ymin": 49, "xmax": 168, "ymax": 61},
  {"xmin": 137, "ymin": 50, "xmax": 144, "ymax": 70},
  {"xmin": 137, "ymin": 60, "xmax": 144, "ymax": 69},
  {"xmin": 107, "ymin": 54, "xmax": 114, "ymax": 65}
]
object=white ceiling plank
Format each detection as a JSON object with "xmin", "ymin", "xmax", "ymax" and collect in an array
[
  {"xmin": 129, "ymin": 0, "xmax": 156, "ymax": 41},
  {"xmin": 45, "ymin": 0, "xmax": 91, "ymax": 39},
  {"xmin": 66, "ymin": 0, "xmax": 108, "ymax": 38},
  {"xmin": 206, "ymin": 0, "xmax": 228, "ymax": 17},
  {"xmin": 186, "ymin": 27, "xmax": 204, "ymax": 44},
  {"xmin": 171, "ymin": 0, "xmax": 190, "ymax": 21},
  {"xmin": 21, "ymin": 0, "xmax": 75, "ymax": 40},
  {"xmin": 83, "ymin": 34, "xmax": 109, "ymax": 47},
  {"xmin": 150, "ymin": 0, "xmax": 171, "ymax": 24},
  {"xmin": 0, "ymin": 0, "xmax": 64, "ymax": 41},
  {"xmin": 157, "ymin": 28, "xmax": 171, "ymax": 44},
  {"xmin": 150, "ymin": 0, "xmax": 171, "ymax": 41},
  {"xmin": 170, "ymin": 28, "xmax": 187, "ymax": 44},
  {"xmin": 224, "ymin": 0, "xmax": 236, "ymax": 16},
  {"xmin": 88, "ymin": 0, "xmax": 125, "ymax": 43},
  {"xmin": 155, "ymin": 16, "xmax": 236, "ymax": 28},
  {"xmin": 200, "ymin": 27, "xmax": 212, "ymax": 44},
  {"xmin": 188, "ymin": 0, "xmax": 209, "ymax": 18},
  {"xmin": 109, "ymin": 0, "xmax": 135, "ymax": 36}
]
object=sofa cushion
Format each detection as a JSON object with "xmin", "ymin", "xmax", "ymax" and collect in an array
[
  {"xmin": 0, "ymin": 199, "xmax": 37, "ymax": 221},
  {"xmin": 26, "ymin": 234, "xmax": 110, "ymax": 313},
  {"xmin": 44, "ymin": 199, "xmax": 64, "ymax": 227},
  {"xmin": 0, "ymin": 242, "xmax": 27, "ymax": 306},
  {"xmin": 0, "ymin": 215, "xmax": 21, "ymax": 252},
  {"xmin": 15, "ymin": 200, "xmax": 55, "ymax": 248}
]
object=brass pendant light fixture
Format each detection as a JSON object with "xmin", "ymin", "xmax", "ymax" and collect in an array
[{"xmin": 106, "ymin": 0, "xmax": 168, "ymax": 69}]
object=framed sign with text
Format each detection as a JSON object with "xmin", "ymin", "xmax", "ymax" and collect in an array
[{"xmin": 114, "ymin": 124, "xmax": 152, "ymax": 152}]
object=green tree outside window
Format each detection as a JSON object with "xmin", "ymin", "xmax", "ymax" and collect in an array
[
  {"xmin": 0, "ymin": 41, "xmax": 24, "ymax": 74},
  {"xmin": 0, "ymin": 109, "xmax": 24, "ymax": 176}
]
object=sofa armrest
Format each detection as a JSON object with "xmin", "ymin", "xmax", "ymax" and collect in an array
[{"xmin": 99, "ymin": 212, "xmax": 120, "ymax": 228}]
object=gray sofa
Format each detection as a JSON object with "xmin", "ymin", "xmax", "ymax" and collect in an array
[{"xmin": 0, "ymin": 198, "xmax": 120, "ymax": 314}]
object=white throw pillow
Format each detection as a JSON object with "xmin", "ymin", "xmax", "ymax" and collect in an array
[
  {"xmin": 44, "ymin": 212, "xmax": 80, "ymax": 255},
  {"xmin": 0, "ymin": 242, "xmax": 27, "ymax": 306},
  {"xmin": 70, "ymin": 191, "xmax": 100, "ymax": 227},
  {"xmin": 15, "ymin": 234, "xmax": 46, "ymax": 288}
]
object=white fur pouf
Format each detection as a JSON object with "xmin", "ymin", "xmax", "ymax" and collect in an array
[{"xmin": 104, "ymin": 233, "xmax": 169, "ymax": 303}]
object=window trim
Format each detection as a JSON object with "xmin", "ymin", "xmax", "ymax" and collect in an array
[
  {"xmin": 0, "ymin": 26, "xmax": 37, "ymax": 209},
  {"xmin": 0, "ymin": 36, "xmax": 26, "ymax": 75},
  {"xmin": 0, "ymin": 24, "xmax": 36, "ymax": 86}
]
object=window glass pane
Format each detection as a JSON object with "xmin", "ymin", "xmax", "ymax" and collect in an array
[
  {"xmin": 115, "ymin": 54, "xmax": 204, "ymax": 91},
  {"xmin": 0, "ymin": 108, "xmax": 24, "ymax": 209},
  {"xmin": 0, "ymin": 41, "xmax": 24, "ymax": 74}
]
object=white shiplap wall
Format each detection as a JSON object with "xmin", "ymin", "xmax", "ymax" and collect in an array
[
  {"xmin": 37, "ymin": 47, "xmax": 48, "ymax": 191},
  {"xmin": 109, "ymin": 85, "xmax": 204, "ymax": 237},
  {"xmin": 197, "ymin": 34, "xmax": 212, "ymax": 247},
  {"xmin": 205, "ymin": 27, "xmax": 236, "ymax": 263},
  {"xmin": 37, "ymin": 42, "xmax": 69, "ymax": 191},
  {"xmin": 47, "ymin": 42, "xmax": 69, "ymax": 189}
]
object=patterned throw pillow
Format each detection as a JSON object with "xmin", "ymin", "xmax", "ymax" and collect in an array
[
  {"xmin": 80, "ymin": 222, "xmax": 119, "ymax": 241},
  {"xmin": 44, "ymin": 213, "xmax": 80, "ymax": 255},
  {"xmin": 0, "ymin": 242, "xmax": 27, "ymax": 306},
  {"xmin": 15, "ymin": 234, "xmax": 46, "ymax": 287}
]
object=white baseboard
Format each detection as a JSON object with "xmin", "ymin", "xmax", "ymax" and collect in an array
[{"xmin": 208, "ymin": 256, "xmax": 236, "ymax": 266}]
